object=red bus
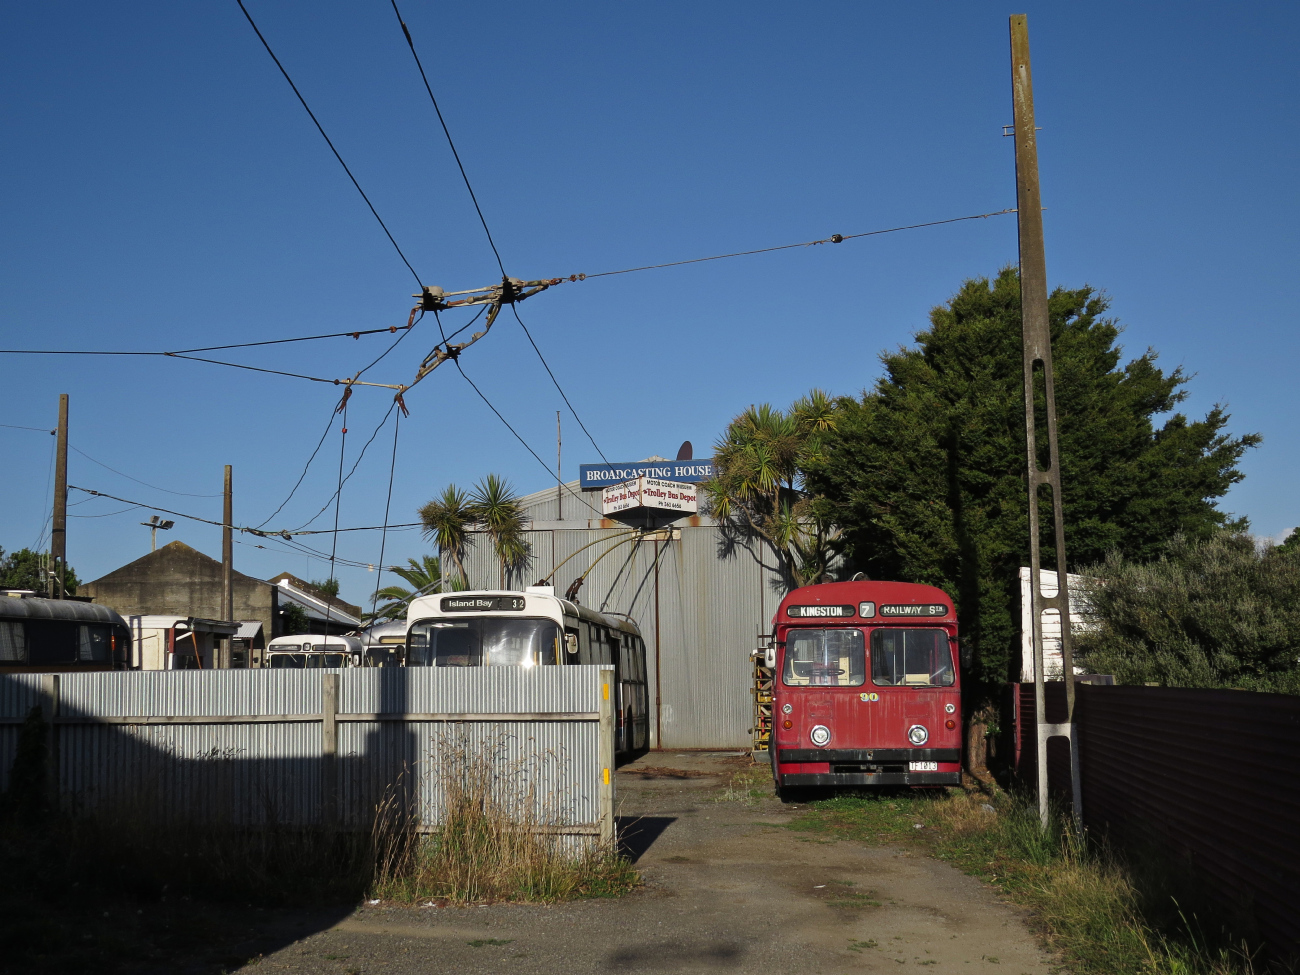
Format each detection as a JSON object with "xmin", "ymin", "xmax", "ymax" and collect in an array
[{"xmin": 769, "ymin": 580, "xmax": 962, "ymax": 792}]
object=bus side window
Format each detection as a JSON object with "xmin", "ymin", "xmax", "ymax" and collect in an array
[
  {"xmin": 577, "ymin": 623, "xmax": 591, "ymax": 664},
  {"xmin": 0, "ymin": 621, "xmax": 27, "ymax": 663}
]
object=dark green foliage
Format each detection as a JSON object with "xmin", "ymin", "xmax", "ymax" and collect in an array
[
  {"xmin": 804, "ymin": 268, "xmax": 1259, "ymax": 697},
  {"xmin": 1076, "ymin": 532, "xmax": 1300, "ymax": 693},
  {"xmin": 1276, "ymin": 530, "xmax": 1299, "ymax": 555},
  {"xmin": 310, "ymin": 577, "xmax": 340, "ymax": 599},
  {"xmin": 278, "ymin": 602, "xmax": 310, "ymax": 636},
  {"xmin": 0, "ymin": 548, "xmax": 80, "ymax": 594}
]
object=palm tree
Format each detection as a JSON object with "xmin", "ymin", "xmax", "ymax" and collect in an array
[
  {"xmin": 702, "ymin": 389, "xmax": 842, "ymax": 587},
  {"xmin": 418, "ymin": 485, "xmax": 473, "ymax": 587},
  {"xmin": 468, "ymin": 474, "xmax": 530, "ymax": 588},
  {"xmin": 366, "ymin": 555, "xmax": 455, "ymax": 622}
]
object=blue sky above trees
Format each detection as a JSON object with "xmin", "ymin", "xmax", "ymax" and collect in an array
[{"xmin": 1, "ymin": 1, "xmax": 1296, "ymax": 606}]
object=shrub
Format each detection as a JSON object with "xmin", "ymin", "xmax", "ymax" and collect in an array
[{"xmin": 1075, "ymin": 532, "xmax": 1300, "ymax": 693}]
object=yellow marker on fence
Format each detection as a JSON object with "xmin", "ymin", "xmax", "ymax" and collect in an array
[
  {"xmin": 603, "ymin": 768, "xmax": 610, "ymax": 784},
  {"xmin": 603, "ymin": 681, "xmax": 609, "ymax": 700}
]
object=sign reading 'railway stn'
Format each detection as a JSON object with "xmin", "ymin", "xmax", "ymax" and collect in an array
[{"xmin": 580, "ymin": 460, "xmax": 715, "ymax": 490}]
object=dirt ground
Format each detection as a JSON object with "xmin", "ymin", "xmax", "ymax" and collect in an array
[{"xmin": 226, "ymin": 751, "xmax": 1055, "ymax": 975}]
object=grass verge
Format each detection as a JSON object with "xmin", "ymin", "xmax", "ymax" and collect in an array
[{"xmin": 787, "ymin": 786, "xmax": 1269, "ymax": 975}]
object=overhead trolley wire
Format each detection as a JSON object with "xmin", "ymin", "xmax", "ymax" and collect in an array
[
  {"xmin": 368, "ymin": 407, "xmax": 403, "ymax": 616},
  {"xmin": 509, "ymin": 305, "xmax": 610, "ymax": 464},
  {"xmin": 235, "ymin": 0, "xmax": 423, "ymax": 286},
  {"xmin": 390, "ymin": 4, "xmax": 611, "ymax": 462},
  {"xmin": 566, "ymin": 208, "xmax": 1018, "ymax": 281},
  {"xmin": 390, "ymin": 0, "xmax": 505, "ymax": 278},
  {"xmin": 452, "ymin": 358, "xmax": 603, "ymax": 522}
]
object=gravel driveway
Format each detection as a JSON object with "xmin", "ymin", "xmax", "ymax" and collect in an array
[{"xmin": 232, "ymin": 752, "xmax": 1054, "ymax": 974}]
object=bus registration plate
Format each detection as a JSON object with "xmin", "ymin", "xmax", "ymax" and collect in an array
[{"xmin": 908, "ymin": 761, "xmax": 938, "ymax": 771}]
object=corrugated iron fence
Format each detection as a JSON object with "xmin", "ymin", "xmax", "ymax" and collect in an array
[
  {"xmin": 1015, "ymin": 682, "xmax": 1300, "ymax": 960},
  {"xmin": 0, "ymin": 666, "xmax": 615, "ymax": 847}
]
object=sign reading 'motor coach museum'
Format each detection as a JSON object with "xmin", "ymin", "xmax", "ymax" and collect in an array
[
  {"xmin": 580, "ymin": 460, "xmax": 715, "ymax": 490},
  {"xmin": 602, "ymin": 477, "xmax": 699, "ymax": 515}
]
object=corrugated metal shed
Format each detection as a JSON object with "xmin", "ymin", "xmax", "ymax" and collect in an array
[{"xmin": 452, "ymin": 479, "xmax": 785, "ymax": 749}]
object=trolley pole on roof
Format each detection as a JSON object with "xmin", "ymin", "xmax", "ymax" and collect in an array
[
  {"xmin": 50, "ymin": 394, "xmax": 69, "ymax": 599},
  {"xmin": 1009, "ymin": 14, "xmax": 1082, "ymax": 833}
]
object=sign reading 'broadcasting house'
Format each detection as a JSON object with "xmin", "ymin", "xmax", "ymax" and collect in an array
[{"xmin": 579, "ymin": 459, "xmax": 715, "ymax": 490}]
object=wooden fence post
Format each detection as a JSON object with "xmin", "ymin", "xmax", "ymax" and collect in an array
[
  {"xmin": 597, "ymin": 667, "xmax": 615, "ymax": 848},
  {"xmin": 321, "ymin": 673, "xmax": 338, "ymax": 828}
]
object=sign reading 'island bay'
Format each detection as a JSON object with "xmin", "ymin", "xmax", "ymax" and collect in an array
[{"xmin": 580, "ymin": 459, "xmax": 715, "ymax": 490}]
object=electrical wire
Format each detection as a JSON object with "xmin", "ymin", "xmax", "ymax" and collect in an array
[
  {"xmin": 66, "ymin": 483, "xmax": 425, "ymax": 538},
  {"xmin": 0, "ymin": 423, "xmax": 55, "ymax": 433},
  {"xmin": 253, "ymin": 309, "xmax": 421, "ymax": 528},
  {"xmin": 368, "ymin": 408, "xmax": 402, "ymax": 616},
  {"xmin": 509, "ymin": 304, "xmax": 610, "ymax": 464},
  {"xmin": 451, "ymin": 359, "xmax": 603, "ymax": 519},
  {"xmin": 235, "ymin": 0, "xmax": 423, "ymax": 286},
  {"xmin": 69, "ymin": 445, "xmax": 224, "ymax": 498},
  {"xmin": 390, "ymin": 0, "xmax": 505, "ymax": 277},
  {"xmin": 568, "ymin": 208, "xmax": 1018, "ymax": 280},
  {"xmin": 323, "ymin": 400, "xmax": 348, "ymax": 627},
  {"xmin": 0, "ymin": 323, "xmax": 414, "ymax": 357},
  {"xmin": 289, "ymin": 399, "xmax": 399, "ymax": 533},
  {"xmin": 255, "ymin": 412, "xmax": 337, "ymax": 528}
]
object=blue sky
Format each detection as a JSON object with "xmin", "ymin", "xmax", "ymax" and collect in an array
[{"xmin": 2, "ymin": 1, "xmax": 1296, "ymax": 607}]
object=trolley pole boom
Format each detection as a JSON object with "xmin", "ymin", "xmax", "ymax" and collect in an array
[{"xmin": 1010, "ymin": 14, "xmax": 1081, "ymax": 832}]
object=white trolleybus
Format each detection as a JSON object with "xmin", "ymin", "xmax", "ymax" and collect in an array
[{"xmin": 405, "ymin": 587, "xmax": 650, "ymax": 761}]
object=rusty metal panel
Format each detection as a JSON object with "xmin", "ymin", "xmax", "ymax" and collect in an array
[{"xmin": 1075, "ymin": 684, "xmax": 1300, "ymax": 961}]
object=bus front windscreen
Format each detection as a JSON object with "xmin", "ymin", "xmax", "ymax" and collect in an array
[{"xmin": 407, "ymin": 617, "xmax": 561, "ymax": 668}]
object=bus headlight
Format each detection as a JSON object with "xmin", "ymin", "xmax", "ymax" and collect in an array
[
  {"xmin": 945, "ymin": 703, "xmax": 956, "ymax": 714},
  {"xmin": 907, "ymin": 724, "xmax": 929, "ymax": 746},
  {"xmin": 809, "ymin": 724, "xmax": 831, "ymax": 747}
]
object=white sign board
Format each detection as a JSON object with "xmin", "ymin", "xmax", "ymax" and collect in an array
[{"xmin": 601, "ymin": 476, "xmax": 698, "ymax": 515}]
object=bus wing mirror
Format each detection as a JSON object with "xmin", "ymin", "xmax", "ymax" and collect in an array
[
  {"xmin": 565, "ymin": 633, "xmax": 579, "ymax": 655},
  {"xmin": 959, "ymin": 643, "xmax": 972, "ymax": 668},
  {"xmin": 764, "ymin": 647, "xmax": 776, "ymax": 669}
]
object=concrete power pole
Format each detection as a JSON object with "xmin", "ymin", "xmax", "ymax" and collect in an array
[
  {"xmin": 1010, "ymin": 14, "xmax": 1081, "ymax": 832},
  {"xmin": 556, "ymin": 411, "xmax": 562, "ymax": 522},
  {"xmin": 221, "ymin": 464, "xmax": 233, "ymax": 668},
  {"xmin": 50, "ymin": 394, "xmax": 69, "ymax": 599}
]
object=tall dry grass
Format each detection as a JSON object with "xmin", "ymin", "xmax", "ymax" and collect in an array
[{"xmin": 372, "ymin": 733, "xmax": 635, "ymax": 904}]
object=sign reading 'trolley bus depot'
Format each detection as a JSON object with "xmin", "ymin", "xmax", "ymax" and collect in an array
[{"xmin": 601, "ymin": 476, "xmax": 699, "ymax": 515}]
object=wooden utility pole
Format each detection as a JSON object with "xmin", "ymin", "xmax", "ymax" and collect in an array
[
  {"xmin": 221, "ymin": 464, "xmax": 233, "ymax": 667},
  {"xmin": 1010, "ymin": 14, "xmax": 1081, "ymax": 831},
  {"xmin": 50, "ymin": 395, "xmax": 69, "ymax": 599}
]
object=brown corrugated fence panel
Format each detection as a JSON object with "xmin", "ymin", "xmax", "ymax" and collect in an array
[{"xmin": 1076, "ymin": 684, "xmax": 1300, "ymax": 961}]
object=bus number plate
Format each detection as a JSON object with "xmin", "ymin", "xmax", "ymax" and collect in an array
[{"xmin": 908, "ymin": 761, "xmax": 938, "ymax": 772}]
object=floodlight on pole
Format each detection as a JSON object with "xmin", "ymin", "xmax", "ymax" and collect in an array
[{"xmin": 140, "ymin": 514, "xmax": 175, "ymax": 552}]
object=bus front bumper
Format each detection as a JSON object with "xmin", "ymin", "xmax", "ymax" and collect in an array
[{"xmin": 781, "ymin": 770, "xmax": 961, "ymax": 787}]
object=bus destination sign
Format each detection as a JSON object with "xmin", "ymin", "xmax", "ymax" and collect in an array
[
  {"xmin": 787, "ymin": 604, "xmax": 856, "ymax": 618},
  {"xmin": 440, "ymin": 596, "xmax": 526, "ymax": 613},
  {"xmin": 880, "ymin": 604, "xmax": 949, "ymax": 617}
]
